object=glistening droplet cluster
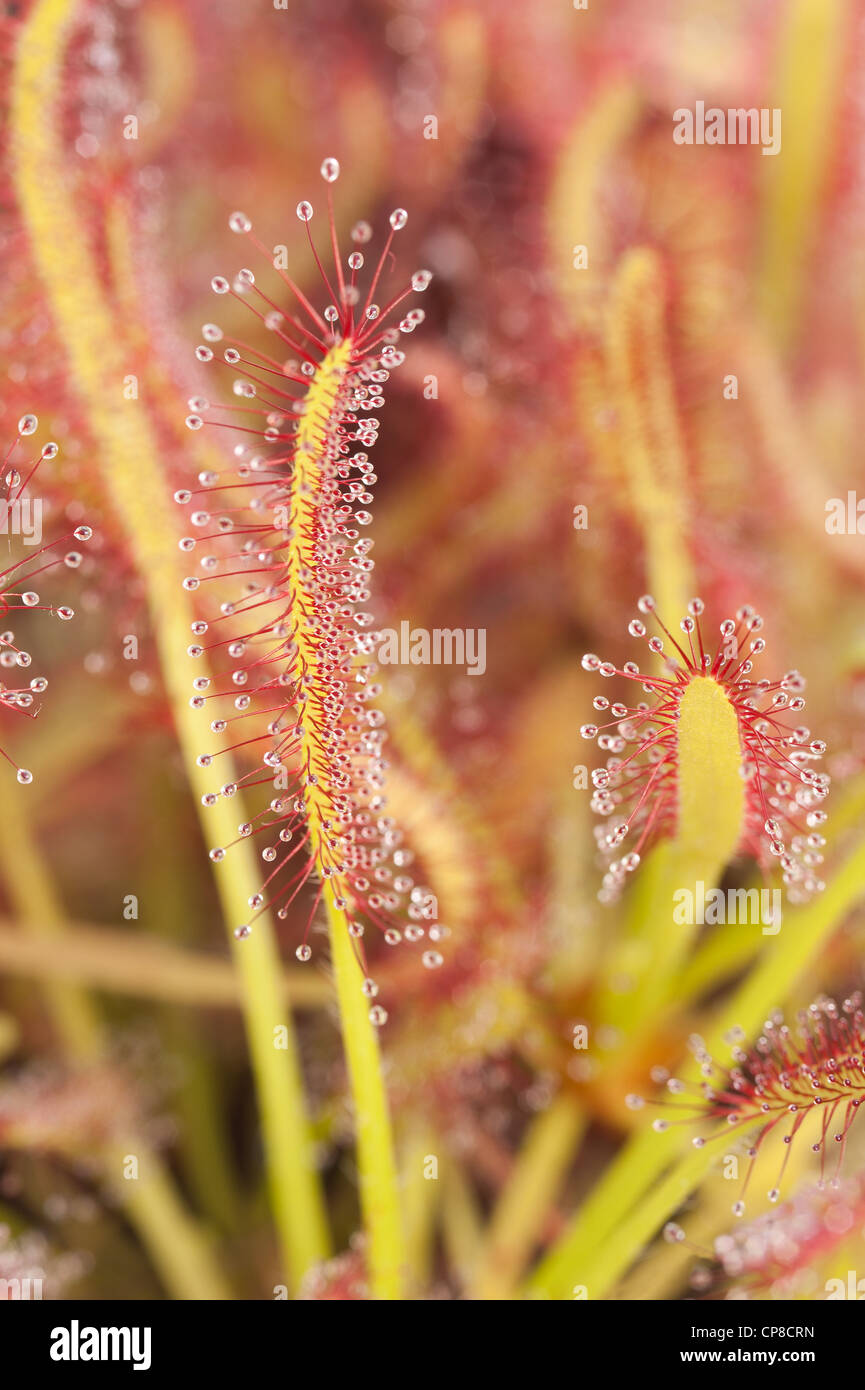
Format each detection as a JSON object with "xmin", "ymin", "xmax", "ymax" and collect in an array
[{"xmin": 177, "ymin": 161, "xmax": 444, "ymax": 1014}]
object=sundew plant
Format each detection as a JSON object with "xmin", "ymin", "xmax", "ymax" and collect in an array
[{"xmin": 1, "ymin": 0, "xmax": 865, "ymax": 1314}]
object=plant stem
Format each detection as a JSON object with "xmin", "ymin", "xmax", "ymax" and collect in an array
[
  {"xmin": 605, "ymin": 247, "xmax": 694, "ymax": 620},
  {"xmin": 0, "ymin": 803, "xmax": 99, "ymax": 1059},
  {"xmin": 533, "ymin": 1140, "xmax": 714, "ymax": 1302},
  {"xmin": 401, "ymin": 1126, "xmax": 439, "ymax": 1295},
  {"xmin": 325, "ymin": 896, "xmax": 404, "ymax": 1299},
  {"xmin": 0, "ymin": 797, "xmax": 230, "ymax": 1300},
  {"xmin": 600, "ymin": 667, "xmax": 747, "ymax": 1036},
  {"xmin": 470, "ymin": 1091, "xmax": 585, "ymax": 1299},
  {"xmin": 441, "ymin": 1160, "xmax": 484, "ymax": 1291},
  {"xmin": 0, "ymin": 919, "xmax": 329, "ymax": 1009},
  {"xmin": 11, "ymin": 0, "xmax": 329, "ymax": 1290},
  {"xmin": 759, "ymin": 0, "xmax": 846, "ymax": 346},
  {"xmin": 528, "ymin": 830, "xmax": 865, "ymax": 1299}
]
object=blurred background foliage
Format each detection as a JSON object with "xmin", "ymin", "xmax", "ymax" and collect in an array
[{"xmin": 2, "ymin": 0, "xmax": 865, "ymax": 1300}]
